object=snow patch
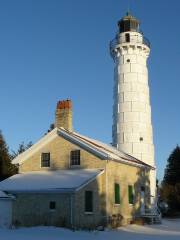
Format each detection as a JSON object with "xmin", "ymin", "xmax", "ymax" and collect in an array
[
  {"xmin": 0, "ymin": 169, "xmax": 103, "ymax": 192},
  {"xmin": 0, "ymin": 219, "xmax": 179, "ymax": 240}
]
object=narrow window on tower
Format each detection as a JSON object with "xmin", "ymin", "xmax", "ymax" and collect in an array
[
  {"xmin": 140, "ymin": 137, "xmax": 143, "ymax": 142},
  {"xmin": 125, "ymin": 33, "xmax": 130, "ymax": 43}
]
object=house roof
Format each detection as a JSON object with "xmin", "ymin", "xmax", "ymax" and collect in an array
[
  {"xmin": 12, "ymin": 127, "xmax": 153, "ymax": 169},
  {"xmin": 0, "ymin": 190, "xmax": 14, "ymax": 199},
  {"xmin": 0, "ymin": 169, "xmax": 104, "ymax": 193},
  {"xmin": 61, "ymin": 129, "xmax": 152, "ymax": 168}
]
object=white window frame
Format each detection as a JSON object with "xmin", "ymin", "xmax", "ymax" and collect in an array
[
  {"xmin": 69, "ymin": 149, "xmax": 81, "ymax": 168},
  {"xmin": 40, "ymin": 152, "xmax": 51, "ymax": 168}
]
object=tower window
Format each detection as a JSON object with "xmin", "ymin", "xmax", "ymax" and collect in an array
[
  {"xmin": 127, "ymin": 59, "xmax": 130, "ymax": 63},
  {"xmin": 125, "ymin": 33, "xmax": 130, "ymax": 43},
  {"xmin": 70, "ymin": 150, "xmax": 80, "ymax": 166},
  {"xmin": 140, "ymin": 137, "xmax": 143, "ymax": 142}
]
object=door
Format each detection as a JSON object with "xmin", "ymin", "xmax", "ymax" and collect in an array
[
  {"xmin": 0, "ymin": 199, "xmax": 12, "ymax": 228},
  {"xmin": 140, "ymin": 187, "xmax": 145, "ymax": 214}
]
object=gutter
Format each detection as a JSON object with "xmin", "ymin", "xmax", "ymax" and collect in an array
[
  {"xmin": 2, "ymin": 189, "xmax": 76, "ymax": 194},
  {"xmin": 105, "ymin": 161, "xmax": 109, "ymax": 227}
]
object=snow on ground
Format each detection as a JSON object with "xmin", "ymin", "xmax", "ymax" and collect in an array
[{"xmin": 0, "ymin": 219, "xmax": 179, "ymax": 240}]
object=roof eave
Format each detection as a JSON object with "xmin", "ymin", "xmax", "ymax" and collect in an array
[
  {"xmin": 12, "ymin": 128, "xmax": 58, "ymax": 165},
  {"xmin": 4, "ymin": 189, "xmax": 76, "ymax": 194},
  {"xmin": 58, "ymin": 129, "xmax": 109, "ymax": 160}
]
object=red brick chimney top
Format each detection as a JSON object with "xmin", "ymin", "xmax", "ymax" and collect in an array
[{"xmin": 56, "ymin": 99, "xmax": 72, "ymax": 109}]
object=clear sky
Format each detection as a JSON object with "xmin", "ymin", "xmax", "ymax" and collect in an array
[{"xmin": 0, "ymin": 0, "xmax": 179, "ymax": 181}]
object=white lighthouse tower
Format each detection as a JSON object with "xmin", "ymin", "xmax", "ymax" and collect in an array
[{"xmin": 110, "ymin": 12, "xmax": 156, "ymax": 203}]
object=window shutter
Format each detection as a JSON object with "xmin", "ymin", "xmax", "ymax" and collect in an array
[
  {"xmin": 128, "ymin": 185, "xmax": 134, "ymax": 204},
  {"xmin": 115, "ymin": 183, "xmax": 120, "ymax": 204}
]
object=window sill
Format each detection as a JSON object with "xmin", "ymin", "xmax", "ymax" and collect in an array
[
  {"xmin": 84, "ymin": 212, "xmax": 93, "ymax": 215},
  {"xmin": 114, "ymin": 204, "xmax": 121, "ymax": 207},
  {"xmin": 69, "ymin": 165, "xmax": 81, "ymax": 168}
]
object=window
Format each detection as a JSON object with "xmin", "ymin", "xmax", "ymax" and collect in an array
[
  {"xmin": 49, "ymin": 201, "xmax": 56, "ymax": 210},
  {"xmin": 127, "ymin": 59, "xmax": 130, "ymax": 63},
  {"xmin": 41, "ymin": 152, "xmax": 50, "ymax": 167},
  {"xmin": 70, "ymin": 150, "xmax": 80, "ymax": 166},
  {"xmin": 114, "ymin": 183, "xmax": 120, "ymax": 204},
  {"xmin": 125, "ymin": 33, "xmax": 130, "ymax": 42},
  {"xmin": 85, "ymin": 191, "xmax": 93, "ymax": 212},
  {"xmin": 128, "ymin": 185, "xmax": 134, "ymax": 204}
]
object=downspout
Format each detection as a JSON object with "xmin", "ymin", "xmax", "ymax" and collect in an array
[
  {"xmin": 70, "ymin": 194, "xmax": 73, "ymax": 228},
  {"xmin": 105, "ymin": 160, "xmax": 109, "ymax": 226}
]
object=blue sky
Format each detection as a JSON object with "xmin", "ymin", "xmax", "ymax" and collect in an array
[{"xmin": 0, "ymin": 0, "xmax": 179, "ymax": 180}]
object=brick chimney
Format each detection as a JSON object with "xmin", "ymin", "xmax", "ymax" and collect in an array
[{"xmin": 55, "ymin": 99, "xmax": 73, "ymax": 131}]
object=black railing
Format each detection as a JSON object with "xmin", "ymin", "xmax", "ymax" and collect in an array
[
  {"xmin": 143, "ymin": 37, "xmax": 151, "ymax": 48},
  {"xmin": 109, "ymin": 35, "xmax": 150, "ymax": 60},
  {"xmin": 110, "ymin": 35, "xmax": 150, "ymax": 52}
]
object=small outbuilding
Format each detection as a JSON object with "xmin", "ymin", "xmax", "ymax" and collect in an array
[
  {"xmin": 0, "ymin": 191, "xmax": 14, "ymax": 228},
  {"xmin": 0, "ymin": 169, "xmax": 104, "ymax": 228}
]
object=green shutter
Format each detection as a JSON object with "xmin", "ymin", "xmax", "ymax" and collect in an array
[
  {"xmin": 128, "ymin": 185, "xmax": 134, "ymax": 204},
  {"xmin": 85, "ymin": 191, "xmax": 93, "ymax": 212},
  {"xmin": 114, "ymin": 183, "xmax": 120, "ymax": 204}
]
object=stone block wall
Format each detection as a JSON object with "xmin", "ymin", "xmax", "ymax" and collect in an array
[
  {"xmin": 106, "ymin": 161, "xmax": 150, "ymax": 225},
  {"xmin": 12, "ymin": 193, "xmax": 71, "ymax": 227},
  {"xmin": 19, "ymin": 136, "xmax": 106, "ymax": 173}
]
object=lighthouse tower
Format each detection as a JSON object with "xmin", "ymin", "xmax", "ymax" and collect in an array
[{"xmin": 110, "ymin": 12, "xmax": 156, "ymax": 202}]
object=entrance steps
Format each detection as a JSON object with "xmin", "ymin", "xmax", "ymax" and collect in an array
[{"xmin": 141, "ymin": 208, "xmax": 162, "ymax": 224}]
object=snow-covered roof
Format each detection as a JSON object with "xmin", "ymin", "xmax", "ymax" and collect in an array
[
  {"xmin": 0, "ymin": 190, "xmax": 14, "ymax": 199},
  {"xmin": 0, "ymin": 169, "xmax": 104, "ymax": 193},
  {"xmin": 59, "ymin": 128, "xmax": 153, "ymax": 168},
  {"xmin": 12, "ymin": 127, "xmax": 153, "ymax": 169}
]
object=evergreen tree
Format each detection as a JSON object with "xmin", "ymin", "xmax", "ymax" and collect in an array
[
  {"xmin": 163, "ymin": 145, "xmax": 180, "ymax": 185},
  {"xmin": 0, "ymin": 130, "xmax": 17, "ymax": 180},
  {"xmin": 44, "ymin": 123, "xmax": 55, "ymax": 135},
  {"xmin": 11, "ymin": 141, "xmax": 33, "ymax": 159},
  {"xmin": 161, "ymin": 145, "xmax": 180, "ymax": 213}
]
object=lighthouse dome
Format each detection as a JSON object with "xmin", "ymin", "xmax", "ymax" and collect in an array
[{"xmin": 118, "ymin": 12, "xmax": 140, "ymax": 33}]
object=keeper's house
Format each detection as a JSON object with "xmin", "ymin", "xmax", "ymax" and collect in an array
[{"xmin": 0, "ymin": 100, "xmax": 152, "ymax": 229}]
